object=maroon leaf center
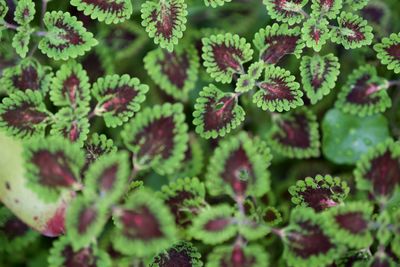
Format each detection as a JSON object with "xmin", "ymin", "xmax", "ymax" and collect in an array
[
  {"xmin": 100, "ymin": 85, "xmax": 138, "ymax": 114},
  {"xmin": 300, "ymin": 187, "xmax": 338, "ymax": 212},
  {"xmin": 49, "ymin": 19, "xmax": 84, "ymax": 50},
  {"xmin": 288, "ymin": 221, "xmax": 334, "ymax": 258},
  {"xmin": 204, "ymin": 95, "xmax": 237, "ymax": 131},
  {"xmin": 212, "ymin": 44, "xmax": 243, "ymax": 73},
  {"xmin": 2, "ymin": 103, "xmax": 48, "ymax": 133},
  {"xmin": 133, "ymin": 116, "xmax": 175, "ymax": 162},
  {"xmin": 78, "ymin": 206, "xmax": 97, "ymax": 234},
  {"xmin": 274, "ymin": 114, "xmax": 311, "ymax": 149},
  {"xmin": 386, "ymin": 44, "xmax": 400, "ymax": 60},
  {"xmin": 81, "ymin": 0, "xmax": 125, "ymax": 15},
  {"xmin": 1, "ymin": 218, "xmax": 29, "ymax": 239},
  {"xmin": 158, "ymin": 51, "xmax": 189, "ymax": 89},
  {"xmin": 342, "ymin": 21, "xmax": 365, "ymax": 42},
  {"xmin": 62, "ymin": 246, "xmax": 97, "ymax": 267},
  {"xmin": 221, "ymin": 146, "xmax": 254, "ymax": 196},
  {"xmin": 153, "ymin": 246, "xmax": 194, "ymax": 267},
  {"xmin": 220, "ymin": 246, "xmax": 256, "ymax": 267},
  {"xmin": 151, "ymin": 2, "xmax": 180, "ymax": 40},
  {"xmin": 335, "ymin": 212, "xmax": 368, "ymax": 234},
  {"xmin": 259, "ymin": 78, "xmax": 295, "ymax": 101},
  {"xmin": 261, "ymin": 35, "xmax": 300, "ymax": 64},
  {"xmin": 365, "ymin": 151, "xmax": 400, "ymax": 196},
  {"xmin": 165, "ymin": 190, "xmax": 196, "ymax": 227},
  {"xmin": 204, "ymin": 218, "xmax": 231, "ymax": 232},
  {"xmin": 346, "ymin": 74, "xmax": 381, "ymax": 104},
  {"xmin": 12, "ymin": 65, "xmax": 40, "ymax": 91},
  {"xmin": 121, "ymin": 206, "xmax": 163, "ymax": 240},
  {"xmin": 62, "ymin": 74, "xmax": 80, "ymax": 105},
  {"xmin": 31, "ymin": 150, "xmax": 78, "ymax": 188},
  {"xmin": 99, "ymin": 164, "xmax": 118, "ymax": 192}
]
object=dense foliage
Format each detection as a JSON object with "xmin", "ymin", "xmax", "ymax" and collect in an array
[{"xmin": 0, "ymin": 0, "xmax": 400, "ymax": 266}]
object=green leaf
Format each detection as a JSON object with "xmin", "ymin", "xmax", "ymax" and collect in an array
[
  {"xmin": 12, "ymin": 27, "xmax": 33, "ymax": 58},
  {"xmin": 289, "ymin": 174, "xmax": 350, "ymax": 212},
  {"xmin": 14, "ymin": 0, "xmax": 35, "ymax": 25},
  {"xmin": 112, "ymin": 189, "xmax": 177, "ymax": 257},
  {"xmin": 204, "ymin": 0, "xmax": 231, "ymax": 7},
  {"xmin": 344, "ymin": 0, "xmax": 369, "ymax": 10},
  {"xmin": 84, "ymin": 151, "xmax": 130, "ymax": 206},
  {"xmin": 0, "ymin": 90, "xmax": 51, "ymax": 139},
  {"xmin": 202, "ymin": 33, "xmax": 253, "ymax": 83},
  {"xmin": 283, "ymin": 207, "xmax": 344, "ymax": 267},
  {"xmin": 300, "ymin": 54, "xmax": 340, "ymax": 105},
  {"xmin": 158, "ymin": 177, "xmax": 206, "ymax": 228},
  {"xmin": 65, "ymin": 195, "xmax": 109, "ymax": 250},
  {"xmin": 23, "ymin": 136, "xmax": 85, "ymax": 203},
  {"xmin": 335, "ymin": 65, "xmax": 391, "ymax": 116},
  {"xmin": 0, "ymin": 58, "xmax": 53, "ymax": 94},
  {"xmin": 121, "ymin": 103, "xmax": 189, "ymax": 175},
  {"xmin": 263, "ymin": 0, "xmax": 309, "ymax": 25},
  {"xmin": 151, "ymin": 241, "xmax": 203, "ymax": 267},
  {"xmin": 253, "ymin": 23, "xmax": 304, "ymax": 64},
  {"xmin": 189, "ymin": 205, "xmax": 236, "ymax": 245},
  {"xmin": 267, "ymin": 108, "xmax": 320, "ymax": 158},
  {"xmin": 144, "ymin": 44, "xmax": 199, "ymax": 101},
  {"xmin": 323, "ymin": 202, "xmax": 373, "ymax": 249},
  {"xmin": 322, "ymin": 108, "xmax": 390, "ymax": 165},
  {"xmin": 70, "ymin": 0, "xmax": 133, "ymax": 24},
  {"xmin": 301, "ymin": 17, "xmax": 329, "ymax": 52},
  {"xmin": 48, "ymin": 236, "xmax": 111, "ymax": 267},
  {"xmin": 50, "ymin": 107, "xmax": 90, "ymax": 147},
  {"xmin": 253, "ymin": 65, "xmax": 303, "ymax": 112},
  {"xmin": 0, "ymin": 206, "xmax": 39, "ymax": 253},
  {"xmin": 141, "ymin": 0, "xmax": 187, "ymax": 52},
  {"xmin": 311, "ymin": 0, "xmax": 342, "ymax": 19},
  {"xmin": 193, "ymin": 84, "xmax": 245, "ymax": 139},
  {"xmin": 82, "ymin": 133, "xmax": 117, "ymax": 173},
  {"xmin": 39, "ymin": 11, "xmax": 98, "ymax": 60},
  {"xmin": 92, "ymin": 74, "xmax": 149, "ymax": 128},
  {"xmin": 50, "ymin": 60, "xmax": 91, "ymax": 107},
  {"xmin": 354, "ymin": 139, "xmax": 400, "ymax": 201},
  {"xmin": 235, "ymin": 61, "xmax": 265, "ymax": 93},
  {"xmin": 206, "ymin": 132, "xmax": 272, "ymax": 198},
  {"xmin": 374, "ymin": 32, "xmax": 400, "ymax": 74},
  {"xmin": 0, "ymin": 0, "xmax": 8, "ymax": 19},
  {"xmin": 206, "ymin": 244, "xmax": 269, "ymax": 267},
  {"xmin": 331, "ymin": 12, "xmax": 374, "ymax": 49}
]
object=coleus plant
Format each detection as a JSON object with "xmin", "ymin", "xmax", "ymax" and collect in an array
[{"xmin": 0, "ymin": 0, "xmax": 399, "ymax": 266}]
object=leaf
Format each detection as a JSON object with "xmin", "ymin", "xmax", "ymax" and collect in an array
[
  {"xmin": 12, "ymin": 27, "xmax": 33, "ymax": 58},
  {"xmin": 323, "ymin": 202, "xmax": 373, "ymax": 249},
  {"xmin": 202, "ymin": 33, "xmax": 253, "ymax": 83},
  {"xmin": 84, "ymin": 151, "xmax": 130, "ymax": 206},
  {"xmin": 331, "ymin": 12, "xmax": 374, "ymax": 49},
  {"xmin": 311, "ymin": 0, "xmax": 342, "ymax": 19},
  {"xmin": 253, "ymin": 23, "xmax": 304, "ymax": 64},
  {"xmin": 343, "ymin": 0, "xmax": 368, "ymax": 10},
  {"xmin": 301, "ymin": 17, "xmax": 330, "ymax": 52},
  {"xmin": 261, "ymin": 206, "xmax": 282, "ymax": 226},
  {"xmin": 112, "ymin": 189, "xmax": 177, "ymax": 257},
  {"xmin": 0, "ymin": 90, "xmax": 51, "ymax": 139},
  {"xmin": 335, "ymin": 65, "xmax": 390, "ymax": 117},
  {"xmin": 206, "ymin": 132, "xmax": 272, "ymax": 198},
  {"xmin": 206, "ymin": 245, "xmax": 269, "ymax": 267},
  {"xmin": 322, "ymin": 108, "xmax": 390, "ymax": 164},
  {"xmin": 50, "ymin": 107, "xmax": 90, "ymax": 147},
  {"xmin": 235, "ymin": 61, "xmax": 265, "ymax": 93},
  {"xmin": 14, "ymin": 0, "xmax": 35, "ymax": 25},
  {"xmin": 253, "ymin": 65, "xmax": 303, "ymax": 112},
  {"xmin": 0, "ymin": 206, "xmax": 39, "ymax": 253},
  {"xmin": 189, "ymin": 205, "xmax": 236, "ymax": 245},
  {"xmin": 65, "ymin": 195, "xmax": 109, "ymax": 250},
  {"xmin": 158, "ymin": 177, "xmax": 206, "ymax": 228},
  {"xmin": 50, "ymin": 60, "xmax": 91, "ymax": 107},
  {"xmin": 283, "ymin": 207, "xmax": 344, "ymax": 267},
  {"xmin": 374, "ymin": 32, "xmax": 400, "ymax": 74},
  {"xmin": 141, "ymin": 0, "xmax": 188, "ymax": 52},
  {"xmin": 151, "ymin": 241, "xmax": 203, "ymax": 267},
  {"xmin": 23, "ymin": 136, "xmax": 85, "ymax": 202},
  {"xmin": 0, "ymin": 58, "xmax": 53, "ymax": 94},
  {"xmin": 0, "ymin": 0, "xmax": 8, "ymax": 19},
  {"xmin": 300, "ymin": 54, "xmax": 340, "ymax": 105},
  {"xmin": 354, "ymin": 139, "xmax": 400, "ymax": 201},
  {"xmin": 193, "ymin": 84, "xmax": 245, "ymax": 139},
  {"xmin": 289, "ymin": 174, "xmax": 350, "ymax": 212},
  {"xmin": 204, "ymin": 0, "xmax": 232, "ymax": 7},
  {"xmin": 263, "ymin": 0, "xmax": 309, "ymax": 25},
  {"xmin": 48, "ymin": 236, "xmax": 111, "ymax": 267},
  {"xmin": 92, "ymin": 74, "xmax": 149, "ymax": 128},
  {"xmin": 70, "ymin": 0, "xmax": 133, "ymax": 24},
  {"xmin": 144, "ymin": 44, "xmax": 199, "ymax": 101},
  {"xmin": 82, "ymin": 133, "xmax": 117, "ymax": 173},
  {"xmin": 39, "ymin": 11, "xmax": 98, "ymax": 60},
  {"xmin": 121, "ymin": 103, "xmax": 189, "ymax": 175}
]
